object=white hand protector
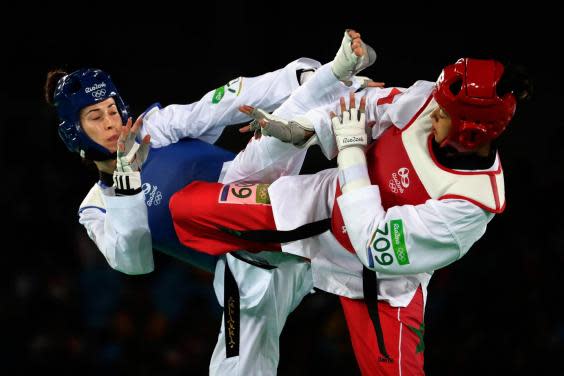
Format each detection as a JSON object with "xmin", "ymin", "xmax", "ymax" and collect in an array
[
  {"xmin": 332, "ymin": 106, "xmax": 367, "ymax": 151},
  {"xmin": 247, "ymin": 107, "xmax": 314, "ymax": 146},
  {"xmin": 332, "ymin": 30, "xmax": 377, "ymax": 83},
  {"xmin": 114, "ymin": 143, "xmax": 143, "ymax": 195},
  {"xmin": 117, "ymin": 126, "xmax": 150, "ymax": 172},
  {"xmin": 113, "ymin": 119, "xmax": 150, "ymax": 195},
  {"xmin": 113, "ymin": 170, "xmax": 142, "ymax": 195}
]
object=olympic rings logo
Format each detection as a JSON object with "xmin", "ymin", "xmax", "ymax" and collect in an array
[
  {"xmin": 154, "ymin": 191, "xmax": 162, "ymax": 205},
  {"xmin": 143, "ymin": 183, "xmax": 163, "ymax": 206},
  {"xmin": 388, "ymin": 166, "xmax": 410, "ymax": 194},
  {"xmin": 91, "ymin": 89, "xmax": 106, "ymax": 98}
]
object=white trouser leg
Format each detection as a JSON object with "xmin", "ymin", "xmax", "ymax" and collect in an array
[{"xmin": 210, "ymin": 256, "xmax": 312, "ymax": 376}]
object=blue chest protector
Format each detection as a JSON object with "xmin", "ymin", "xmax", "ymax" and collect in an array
[{"xmin": 141, "ymin": 138, "xmax": 235, "ymax": 272}]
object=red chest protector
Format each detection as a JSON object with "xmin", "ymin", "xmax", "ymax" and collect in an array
[{"xmin": 331, "ymin": 96, "xmax": 505, "ymax": 253}]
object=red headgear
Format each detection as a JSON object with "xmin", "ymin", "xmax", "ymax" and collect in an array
[{"xmin": 433, "ymin": 58, "xmax": 516, "ymax": 151}]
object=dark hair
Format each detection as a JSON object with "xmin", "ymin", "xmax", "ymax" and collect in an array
[
  {"xmin": 44, "ymin": 69, "xmax": 67, "ymax": 105},
  {"xmin": 498, "ymin": 62, "xmax": 533, "ymax": 103}
]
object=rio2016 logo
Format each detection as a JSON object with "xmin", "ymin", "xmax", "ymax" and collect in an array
[
  {"xmin": 85, "ymin": 82, "xmax": 107, "ymax": 99},
  {"xmin": 389, "ymin": 167, "xmax": 410, "ymax": 194},
  {"xmin": 212, "ymin": 77, "xmax": 243, "ymax": 104},
  {"xmin": 367, "ymin": 219, "xmax": 410, "ymax": 268},
  {"xmin": 142, "ymin": 183, "xmax": 162, "ymax": 206}
]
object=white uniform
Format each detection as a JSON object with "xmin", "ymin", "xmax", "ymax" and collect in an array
[
  {"xmin": 208, "ymin": 62, "xmax": 362, "ymax": 376},
  {"xmin": 78, "ymin": 58, "xmax": 357, "ymax": 375},
  {"xmin": 266, "ymin": 81, "xmax": 498, "ymax": 308},
  {"xmin": 79, "ymin": 57, "xmax": 319, "ymax": 274}
]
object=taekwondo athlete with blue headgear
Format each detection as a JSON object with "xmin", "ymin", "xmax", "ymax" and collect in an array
[{"xmin": 46, "ymin": 40, "xmax": 380, "ymax": 374}]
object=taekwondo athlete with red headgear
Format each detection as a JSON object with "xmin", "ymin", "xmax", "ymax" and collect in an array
[{"xmin": 167, "ymin": 52, "xmax": 531, "ymax": 375}]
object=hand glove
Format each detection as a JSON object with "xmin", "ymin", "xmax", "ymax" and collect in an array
[
  {"xmin": 245, "ymin": 106, "xmax": 314, "ymax": 146},
  {"xmin": 113, "ymin": 142, "xmax": 143, "ymax": 195},
  {"xmin": 331, "ymin": 104, "xmax": 367, "ymax": 151},
  {"xmin": 117, "ymin": 119, "xmax": 150, "ymax": 172},
  {"xmin": 113, "ymin": 117, "xmax": 150, "ymax": 196}
]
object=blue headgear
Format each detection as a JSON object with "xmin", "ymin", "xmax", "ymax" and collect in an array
[{"xmin": 53, "ymin": 69, "xmax": 129, "ymax": 161}]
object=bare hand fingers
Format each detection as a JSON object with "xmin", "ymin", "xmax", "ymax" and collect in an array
[
  {"xmin": 349, "ymin": 92, "xmax": 356, "ymax": 109},
  {"xmin": 119, "ymin": 119, "xmax": 129, "ymax": 139},
  {"xmin": 131, "ymin": 115, "xmax": 143, "ymax": 134},
  {"xmin": 124, "ymin": 120, "xmax": 131, "ymax": 140},
  {"xmin": 360, "ymin": 96, "xmax": 367, "ymax": 113},
  {"xmin": 353, "ymin": 45, "xmax": 364, "ymax": 57},
  {"xmin": 124, "ymin": 117, "xmax": 133, "ymax": 135},
  {"xmin": 330, "ymin": 111, "xmax": 342, "ymax": 128},
  {"xmin": 340, "ymin": 97, "xmax": 347, "ymax": 113},
  {"xmin": 118, "ymin": 127, "xmax": 127, "ymax": 152},
  {"xmin": 367, "ymin": 81, "xmax": 386, "ymax": 88},
  {"xmin": 142, "ymin": 134, "xmax": 151, "ymax": 144},
  {"xmin": 239, "ymin": 125, "xmax": 251, "ymax": 133},
  {"xmin": 347, "ymin": 29, "xmax": 360, "ymax": 39},
  {"xmin": 239, "ymin": 105, "xmax": 254, "ymax": 115}
]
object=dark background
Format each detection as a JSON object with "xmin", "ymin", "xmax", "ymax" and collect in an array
[{"xmin": 2, "ymin": 5, "xmax": 562, "ymax": 375}]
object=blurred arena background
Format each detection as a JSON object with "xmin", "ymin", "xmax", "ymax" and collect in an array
[{"xmin": 2, "ymin": 4, "xmax": 562, "ymax": 375}]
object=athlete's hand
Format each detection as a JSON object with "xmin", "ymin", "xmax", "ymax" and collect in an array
[
  {"xmin": 113, "ymin": 116, "xmax": 150, "ymax": 196},
  {"xmin": 116, "ymin": 116, "xmax": 151, "ymax": 172},
  {"xmin": 330, "ymin": 93, "xmax": 368, "ymax": 151},
  {"xmin": 238, "ymin": 105, "xmax": 314, "ymax": 145},
  {"xmin": 354, "ymin": 76, "xmax": 386, "ymax": 90},
  {"xmin": 238, "ymin": 105, "xmax": 265, "ymax": 139}
]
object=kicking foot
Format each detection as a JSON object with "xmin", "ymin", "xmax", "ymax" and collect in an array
[{"xmin": 331, "ymin": 29, "xmax": 377, "ymax": 83}]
